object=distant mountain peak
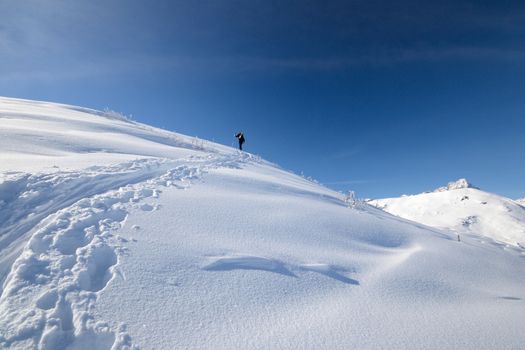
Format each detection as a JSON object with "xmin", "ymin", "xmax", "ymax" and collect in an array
[{"xmin": 434, "ymin": 178, "xmax": 478, "ymax": 192}]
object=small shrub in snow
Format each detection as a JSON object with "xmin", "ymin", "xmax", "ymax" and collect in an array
[
  {"xmin": 345, "ymin": 191, "xmax": 366, "ymax": 210},
  {"xmin": 191, "ymin": 137, "xmax": 207, "ymax": 150},
  {"xmin": 297, "ymin": 171, "xmax": 320, "ymax": 184},
  {"xmin": 103, "ymin": 108, "xmax": 133, "ymax": 122}
]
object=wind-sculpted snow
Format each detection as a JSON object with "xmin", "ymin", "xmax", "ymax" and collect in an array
[
  {"xmin": 203, "ymin": 255, "xmax": 297, "ymax": 277},
  {"xmin": 299, "ymin": 263, "xmax": 359, "ymax": 285},
  {"xmin": 0, "ymin": 151, "xmax": 257, "ymax": 349},
  {"xmin": 202, "ymin": 255, "xmax": 360, "ymax": 284}
]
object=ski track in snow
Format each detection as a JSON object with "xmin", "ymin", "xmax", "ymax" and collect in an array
[{"xmin": 0, "ymin": 151, "xmax": 258, "ymax": 349}]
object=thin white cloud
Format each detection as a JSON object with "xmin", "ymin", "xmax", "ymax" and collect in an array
[
  {"xmin": 3, "ymin": 44, "xmax": 525, "ymax": 86},
  {"xmin": 1, "ymin": 1, "xmax": 525, "ymax": 85}
]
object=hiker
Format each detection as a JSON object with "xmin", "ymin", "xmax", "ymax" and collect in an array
[{"xmin": 235, "ymin": 132, "xmax": 245, "ymax": 150}]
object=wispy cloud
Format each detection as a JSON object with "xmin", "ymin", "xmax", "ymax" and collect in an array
[
  {"xmin": 2, "ymin": 1, "xmax": 525, "ymax": 85},
  {"xmin": 4, "ymin": 43, "xmax": 525, "ymax": 87},
  {"xmin": 222, "ymin": 46, "xmax": 525, "ymax": 73}
]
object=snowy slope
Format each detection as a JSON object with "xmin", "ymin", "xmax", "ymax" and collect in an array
[
  {"xmin": 0, "ymin": 96, "xmax": 234, "ymax": 294},
  {"xmin": 1, "ymin": 97, "xmax": 525, "ymax": 350},
  {"xmin": 369, "ymin": 179, "xmax": 525, "ymax": 247}
]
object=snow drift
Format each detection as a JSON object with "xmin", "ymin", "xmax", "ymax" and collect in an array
[{"xmin": 1, "ymin": 97, "xmax": 524, "ymax": 350}]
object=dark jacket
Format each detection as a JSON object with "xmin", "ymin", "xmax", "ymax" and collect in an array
[{"xmin": 235, "ymin": 132, "xmax": 245, "ymax": 144}]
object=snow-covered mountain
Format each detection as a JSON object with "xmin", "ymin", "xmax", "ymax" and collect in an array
[
  {"xmin": 1, "ymin": 97, "xmax": 525, "ymax": 350},
  {"xmin": 369, "ymin": 179, "xmax": 525, "ymax": 247}
]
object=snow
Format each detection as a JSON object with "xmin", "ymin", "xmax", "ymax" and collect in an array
[
  {"xmin": 0, "ymin": 96, "xmax": 231, "ymax": 173},
  {"xmin": 1, "ymin": 97, "xmax": 525, "ymax": 349},
  {"xmin": 369, "ymin": 180, "xmax": 525, "ymax": 247}
]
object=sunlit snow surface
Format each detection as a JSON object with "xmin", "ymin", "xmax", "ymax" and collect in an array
[{"xmin": 1, "ymin": 97, "xmax": 524, "ymax": 349}]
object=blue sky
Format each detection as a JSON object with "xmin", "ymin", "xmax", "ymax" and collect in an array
[{"xmin": 1, "ymin": 0, "xmax": 524, "ymax": 198}]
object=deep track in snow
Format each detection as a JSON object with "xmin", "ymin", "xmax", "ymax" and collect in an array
[{"xmin": 0, "ymin": 152, "xmax": 257, "ymax": 349}]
